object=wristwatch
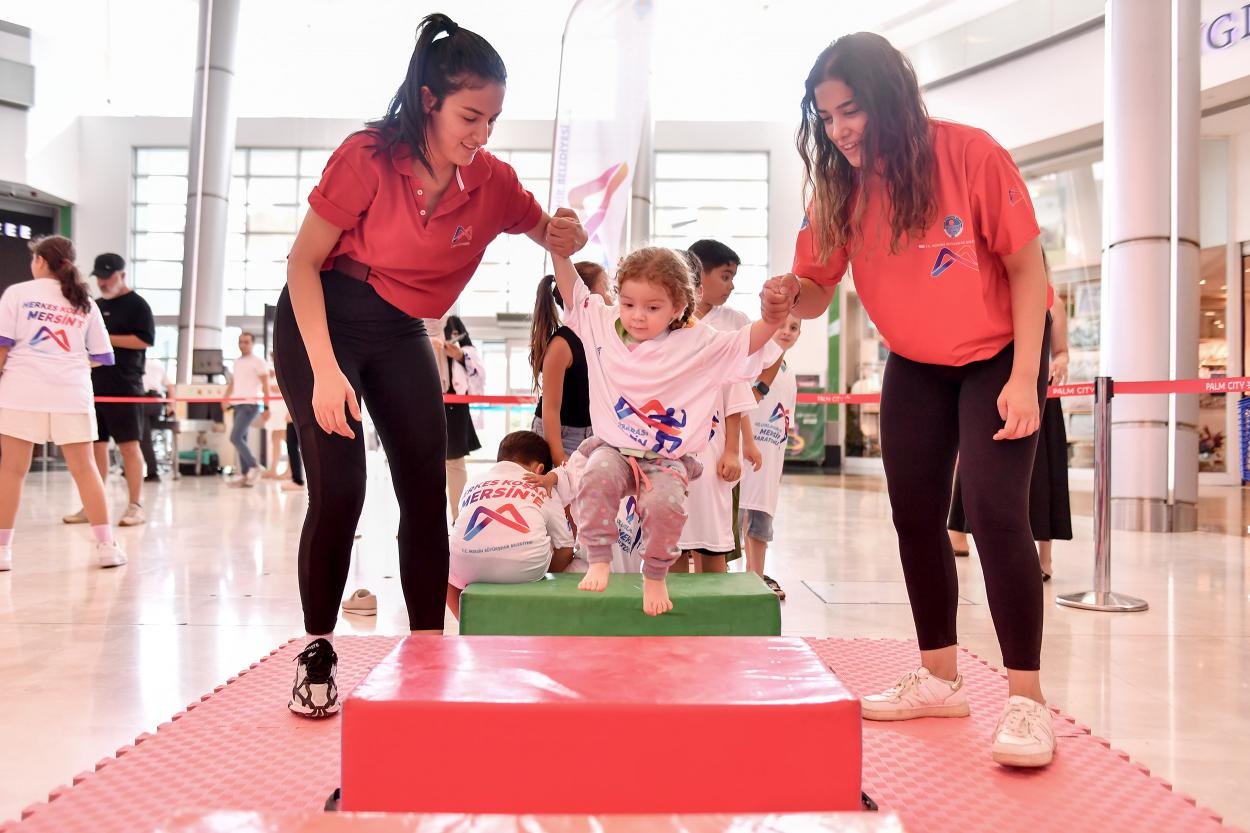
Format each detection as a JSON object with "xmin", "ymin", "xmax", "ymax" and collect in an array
[{"xmin": 753, "ymin": 380, "xmax": 770, "ymax": 396}]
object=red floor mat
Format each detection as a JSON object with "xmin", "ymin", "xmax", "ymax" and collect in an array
[{"xmin": 2, "ymin": 636, "xmax": 1236, "ymax": 833}]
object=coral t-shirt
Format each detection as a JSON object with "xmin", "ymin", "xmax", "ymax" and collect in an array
[
  {"xmin": 308, "ymin": 130, "xmax": 543, "ymax": 320},
  {"xmin": 792, "ymin": 120, "xmax": 1041, "ymax": 367}
]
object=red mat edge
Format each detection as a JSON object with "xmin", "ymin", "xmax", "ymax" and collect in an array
[{"xmin": 1, "ymin": 635, "xmax": 1235, "ymax": 831}]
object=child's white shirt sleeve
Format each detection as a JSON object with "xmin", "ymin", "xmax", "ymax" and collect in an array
[
  {"xmin": 0, "ymin": 286, "xmax": 17, "ymax": 346},
  {"xmin": 542, "ymin": 497, "xmax": 575, "ymax": 550},
  {"xmin": 85, "ymin": 303, "xmax": 115, "ymax": 364}
]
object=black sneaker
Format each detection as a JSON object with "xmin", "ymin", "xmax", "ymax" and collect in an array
[
  {"xmin": 762, "ymin": 575, "xmax": 786, "ymax": 600},
  {"xmin": 289, "ymin": 638, "xmax": 340, "ymax": 718}
]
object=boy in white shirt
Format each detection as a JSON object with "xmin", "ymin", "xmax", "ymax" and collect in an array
[
  {"xmin": 446, "ymin": 430, "xmax": 575, "ymax": 618},
  {"xmin": 740, "ymin": 314, "xmax": 802, "ymax": 599},
  {"xmin": 222, "ymin": 332, "xmax": 272, "ymax": 486}
]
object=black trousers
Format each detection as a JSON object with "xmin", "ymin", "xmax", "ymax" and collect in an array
[
  {"xmin": 879, "ymin": 321, "xmax": 1050, "ymax": 671},
  {"xmin": 286, "ymin": 422, "xmax": 304, "ymax": 486},
  {"xmin": 274, "ymin": 271, "xmax": 448, "ymax": 634}
]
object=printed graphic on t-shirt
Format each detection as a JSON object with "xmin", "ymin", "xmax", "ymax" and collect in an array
[
  {"xmin": 451, "ymin": 225, "xmax": 473, "ymax": 247},
  {"xmin": 927, "ymin": 243, "xmax": 979, "ymax": 278},
  {"xmin": 464, "ymin": 504, "xmax": 529, "ymax": 540},
  {"xmin": 613, "ymin": 396, "xmax": 688, "ymax": 455},
  {"xmin": 943, "ymin": 215, "xmax": 964, "ymax": 238},
  {"xmin": 31, "ymin": 325, "xmax": 71, "ymax": 351},
  {"xmin": 754, "ymin": 402, "xmax": 792, "ymax": 446},
  {"xmin": 459, "ymin": 478, "xmax": 547, "ymax": 512}
]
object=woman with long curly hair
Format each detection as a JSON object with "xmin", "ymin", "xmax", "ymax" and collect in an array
[{"xmin": 768, "ymin": 32, "xmax": 1055, "ymax": 767}]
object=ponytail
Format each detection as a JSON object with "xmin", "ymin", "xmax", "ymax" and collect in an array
[
  {"xmin": 32, "ymin": 235, "xmax": 91, "ymax": 314},
  {"xmin": 528, "ymin": 274, "xmax": 562, "ymax": 389},
  {"xmin": 367, "ymin": 12, "xmax": 507, "ymax": 175}
]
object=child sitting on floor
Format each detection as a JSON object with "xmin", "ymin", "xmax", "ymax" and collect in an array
[
  {"xmin": 446, "ymin": 430, "xmax": 575, "ymax": 618},
  {"xmin": 551, "ymin": 246, "xmax": 791, "ymax": 615}
]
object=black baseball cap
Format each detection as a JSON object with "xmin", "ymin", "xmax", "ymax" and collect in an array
[{"xmin": 91, "ymin": 253, "xmax": 126, "ymax": 278}]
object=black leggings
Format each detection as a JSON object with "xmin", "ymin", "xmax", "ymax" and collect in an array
[
  {"xmin": 274, "ymin": 271, "xmax": 448, "ymax": 635},
  {"xmin": 286, "ymin": 423, "xmax": 304, "ymax": 486},
  {"xmin": 879, "ymin": 322, "xmax": 1050, "ymax": 671}
]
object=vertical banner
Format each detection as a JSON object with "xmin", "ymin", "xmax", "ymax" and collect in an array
[
  {"xmin": 787, "ymin": 376, "xmax": 826, "ymax": 463},
  {"xmin": 549, "ymin": 0, "xmax": 655, "ymax": 270}
]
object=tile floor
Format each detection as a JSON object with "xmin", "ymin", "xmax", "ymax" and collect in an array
[{"xmin": 1, "ymin": 458, "xmax": 1247, "ymax": 827}]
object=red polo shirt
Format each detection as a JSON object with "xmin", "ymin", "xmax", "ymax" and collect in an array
[
  {"xmin": 793, "ymin": 120, "xmax": 1042, "ymax": 367},
  {"xmin": 308, "ymin": 130, "xmax": 544, "ymax": 319}
]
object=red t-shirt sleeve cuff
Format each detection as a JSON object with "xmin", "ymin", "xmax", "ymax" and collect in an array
[
  {"xmin": 505, "ymin": 194, "xmax": 544, "ymax": 235},
  {"xmin": 308, "ymin": 190, "xmax": 360, "ymax": 230},
  {"xmin": 791, "ymin": 218, "xmax": 849, "ymax": 286}
]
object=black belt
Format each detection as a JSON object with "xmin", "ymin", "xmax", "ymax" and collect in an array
[{"xmin": 331, "ymin": 254, "xmax": 370, "ymax": 282}]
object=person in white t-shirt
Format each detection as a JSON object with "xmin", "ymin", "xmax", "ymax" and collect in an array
[
  {"xmin": 222, "ymin": 332, "xmax": 272, "ymax": 486},
  {"xmin": 552, "ymin": 242, "xmax": 792, "ymax": 615},
  {"xmin": 740, "ymin": 314, "xmax": 802, "ymax": 600},
  {"xmin": 0, "ymin": 236, "xmax": 126, "ymax": 570},
  {"xmin": 446, "ymin": 430, "xmax": 575, "ymax": 618}
]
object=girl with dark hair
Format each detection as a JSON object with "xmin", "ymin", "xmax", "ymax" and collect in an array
[
  {"xmin": 529, "ymin": 262, "xmax": 611, "ymax": 467},
  {"xmin": 275, "ymin": 12, "xmax": 585, "ymax": 717},
  {"xmin": 0, "ymin": 236, "xmax": 126, "ymax": 571},
  {"xmin": 770, "ymin": 32, "xmax": 1055, "ymax": 767},
  {"xmin": 436, "ymin": 314, "xmax": 484, "ymax": 518}
]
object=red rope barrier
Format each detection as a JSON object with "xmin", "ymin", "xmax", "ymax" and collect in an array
[{"xmin": 92, "ymin": 377, "xmax": 1250, "ymax": 407}]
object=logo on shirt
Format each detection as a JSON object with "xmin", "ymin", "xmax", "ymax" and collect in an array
[
  {"xmin": 769, "ymin": 402, "xmax": 792, "ymax": 438},
  {"xmin": 1008, "ymin": 186, "xmax": 1023, "ymax": 206},
  {"xmin": 463, "ymin": 503, "xmax": 530, "ymax": 541},
  {"xmin": 930, "ymin": 246, "xmax": 978, "ymax": 278},
  {"xmin": 30, "ymin": 326, "xmax": 70, "ymax": 351},
  {"xmin": 942, "ymin": 215, "xmax": 964, "ymax": 238},
  {"xmin": 708, "ymin": 412, "xmax": 720, "ymax": 442},
  {"xmin": 614, "ymin": 396, "xmax": 687, "ymax": 454},
  {"xmin": 451, "ymin": 225, "xmax": 473, "ymax": 247},
  {"xmin": 800, "ymin": 214, "xmax": 810, "ymax": 230}
]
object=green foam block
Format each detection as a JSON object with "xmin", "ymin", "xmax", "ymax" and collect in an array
[{"xmin": 459, "ymin": 572, "xmax": 781, "ymax": 636}]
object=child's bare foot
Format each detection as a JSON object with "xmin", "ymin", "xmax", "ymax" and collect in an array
[
  {"xmin": 578, "ymin": 562, "xmax": 610, "ymax": 591},
  {"xmin": 642, "ymin": 577, "xmax": 673, "ymax": 616}
]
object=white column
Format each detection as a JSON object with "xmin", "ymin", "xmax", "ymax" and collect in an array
[
  {"xmin": 176, "ymin": 0, "xmax": 240, "ymax": 382},
  {"xmin": 1102, "ymin": 0, "xmax": 1200, "ymax": 531}
]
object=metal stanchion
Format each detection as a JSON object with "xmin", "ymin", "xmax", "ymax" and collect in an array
[{"xmin": 1057, "ymin": 376, "xmax": 1149, "ymax": 612}]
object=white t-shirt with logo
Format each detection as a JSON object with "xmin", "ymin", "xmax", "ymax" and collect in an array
[
  {"xmin": 449, "ymin": 460, "xmax": 575, "ymax": 589},
  {"xmin": 741, "ymin": 361, "xmax": 798, "ymax": 517},
  {"xmin": 0, "ymin": 279, "xmax": 114, "ymax": 413},
  {"xmin": 563, "ymin": 278, "xmax": 778, "ymax": 461},
  {"xmin": 700, "ymin": 304, "xmax": 750, "ymax": 333},
  {"xmin": 230, "ymin": 353, "xmax": 270, "ymax": 404},
  {"xmin": 678, "ymin": 380, "xmax": 757, "ymax": 552}
]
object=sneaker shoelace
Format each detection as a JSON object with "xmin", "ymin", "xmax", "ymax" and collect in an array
[
  {"xmin": 998, "ymin": 702, "xmax": 1045, "ymax": 739},
  {"xmin": 883, "ymin": 670, "xmax": 923, "ymax": 699},
  {"xmin": 295, "ymin": 639, "xmax": 337, "ymax": 684}
]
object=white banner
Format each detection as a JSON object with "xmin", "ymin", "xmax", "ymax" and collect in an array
[{"xmin": 549, "ymin": 0, "xmax": 655, "ymax": 271}]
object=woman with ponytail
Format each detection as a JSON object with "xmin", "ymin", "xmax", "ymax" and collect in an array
[
  {"xmin": 275, "ymin": 11, "xmax": 586, "ymax": 717},
  {"xmin": 529, "ymin": 262, "xmax": 610, "ymax": 467},
  {"xmin": 0, "ymin": 236, "xmax": 126, "ymax": 572}
]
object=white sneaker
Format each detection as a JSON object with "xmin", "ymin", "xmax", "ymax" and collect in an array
[
  {"xmin": 245, "ymin": 466, "xmax": 265, "ymax": 486},
  {"xmin": 341, "ymin": 588, "xmax": 377, "ymax": 616},
  {"xmin": 281, "ymin": 480, "xmax": 304, "ymax": 492},
  {"xmin": 991, "ymin": 695, "xmax": 1055, "ymax": 767},
  {"xmin": 0, "ymin": 545, "xmax": 11, "ymax": 571},
  {"xmin": 62, "ymin": 507, "xmax": 89, "ymax": 524},
  {"xmin": 95, "ymin": 540, "xmax": 127, "ymax": 568},
  {"xmin": 118, "ymin": 503, "xmax": 146, "ymax": 527},
  {"xmin": 861, "ymin": 667, "xmax": 971, "ymax": 721}
]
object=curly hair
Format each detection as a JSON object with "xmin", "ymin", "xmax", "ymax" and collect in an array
[
  {"xmin": 615, "ymin": 247, "xmax": 697, "ymax": 331},
  {"xmin": 796, "ymin": 32, "xmax": 937, "ymax": 261}
]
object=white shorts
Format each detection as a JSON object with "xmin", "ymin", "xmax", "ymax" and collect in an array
[
  {"xmin": 448, "ymin": 550, "xmax": 551, "ymax": 590},
  {"xmin": 0, "ymin": 408, "xmax": 97, "ymax": 446}
]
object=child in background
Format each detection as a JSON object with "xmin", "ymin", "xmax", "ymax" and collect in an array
[
  {"xmin": 676, "ymin": 248, "xmax": 758, "ymax": 574},
  {"xmin": 0, "ymin": 236, "xmax": 126, "ymax": 571},
  {"xmin": 530, "ymin": 262, "xmax": 612, "ymax": 466},
  {"xmin": 740, "ymin": 314, "xmax": 802, "ymax": 599},
  {"xmin": 553, "ymin": 246, "xmax": 789, "ymax": 615},
  {"xmin": 446, "ymin": 430, "xmax": 575, "ymax": 618}
]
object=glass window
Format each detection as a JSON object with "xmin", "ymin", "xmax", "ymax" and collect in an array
[{"xmin": 652, "ymin": 151, "xmax": 770, "ymax": 317}]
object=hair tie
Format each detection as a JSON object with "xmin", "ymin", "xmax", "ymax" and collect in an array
[{"xmin": 444, "ymin": 20, "xmax": 459, "ymax": 36}]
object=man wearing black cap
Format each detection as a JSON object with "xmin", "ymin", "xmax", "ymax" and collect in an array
[{"xmin": 63, "ymin": 254, "xmax": 155, "ymax": 528}]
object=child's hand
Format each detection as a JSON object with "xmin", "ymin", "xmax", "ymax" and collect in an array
[
  {"xmin": 717, "ymin": 451, "xmax": 742, "ymax": 482},
  {"xmin": 546, "ymin": 208, "xmax": 586, "ymax": 257},
  {"xmin": 759, "ymin": 274, "xmax": 797, "ymax": 325},
  {"xmin": 742, "ymin": 438, "xmax": 763, "ymax": 472},
  {"xmin": 523, "ymin": 470, "xmax": 560, "ymax": 495}
]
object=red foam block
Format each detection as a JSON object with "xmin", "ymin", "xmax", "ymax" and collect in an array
[{"xmin": 341, "ymin": 636, "xmax": 861, "ymax": 815}]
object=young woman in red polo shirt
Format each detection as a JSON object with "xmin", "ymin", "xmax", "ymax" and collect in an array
[
  {"xmin": 275, "ymin": 12, "xmax": 586, "ymax": 718},
  {"xmin": 771, "ymin": 32, "xmax": 1055, "ymax": 767}
]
